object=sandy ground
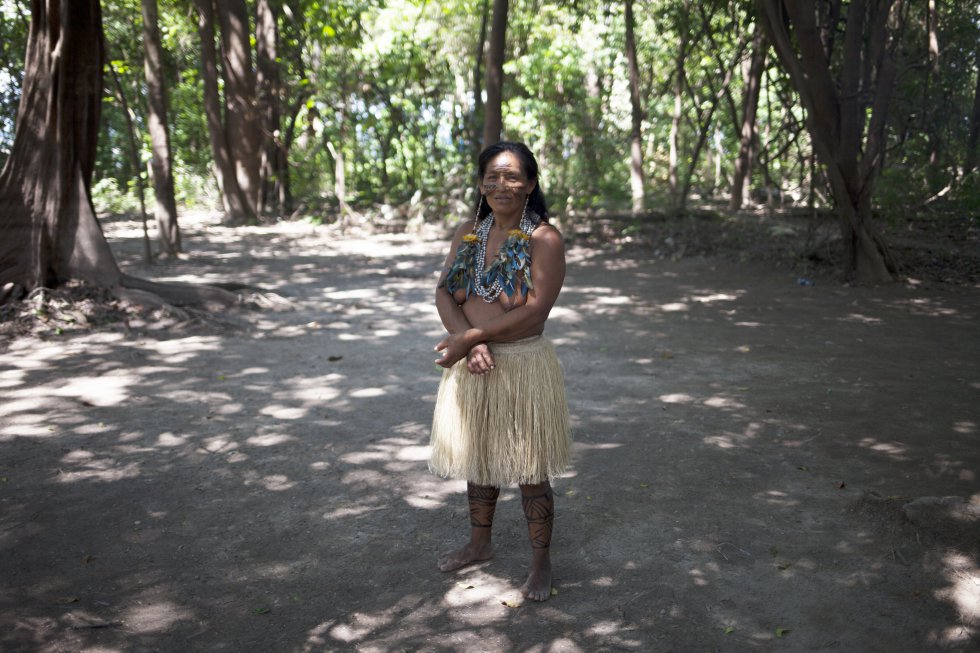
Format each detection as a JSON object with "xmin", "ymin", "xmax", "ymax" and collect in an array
[{"xmin": 1, "ymin": 212, "xmax": 978, "ymax": 652}]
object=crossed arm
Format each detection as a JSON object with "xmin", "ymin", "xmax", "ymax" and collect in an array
[{"xmin": 434, "ymin": 224, "xmax": 565, "ymax": 374}]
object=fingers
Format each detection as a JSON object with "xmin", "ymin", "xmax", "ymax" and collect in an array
[{"xmin": 466, "ymin": 345, "xmax": 496, "ymax": 376}]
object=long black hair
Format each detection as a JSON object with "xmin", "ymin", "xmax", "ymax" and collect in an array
[{"xmin": 474, "ymin": 141, "xmax": 549, "ymax": 221}]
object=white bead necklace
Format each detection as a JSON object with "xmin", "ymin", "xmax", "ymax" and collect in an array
[{"xmin": 472, "ymin": 211, "xmax": 541, "ymax": 302}]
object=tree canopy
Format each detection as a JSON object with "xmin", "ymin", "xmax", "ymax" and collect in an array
[{"xmin": 0, "ymin": 0, "xmax": 978, "ymax": 291}]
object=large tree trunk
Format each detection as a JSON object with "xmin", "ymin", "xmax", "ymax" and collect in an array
[
  {"xmin": 482, "ymin": 0, "xmax": 508, "ymax": 148},
  {"xmin": 625, "ymin": 0, "xmax": 645, "ymax": 215},
  {"xmin": 255, "ymin": 0, "xmax": 283, "ymax": 217},
  {"xmin": 142, "ymin": 0, "xmax": 181, "ymax": 256},
  {"xmin": 0, "ymin": 0, "xmax": 236, "ymax": 310},
  {"xmin": 195, "ymin": 0, "xmax": 255, "ymax": 225},
  {"xmin": 216, "ymin": 0, "xmax": 262, "ymax": 218},
  {"xmin": 756, "ymin": 0, "xmax": 899, "ymax": 283},
  {"xmin": 0, "ymin": 0, "xmax": 120, "ymax": 303},
  {"xmin": 730, "ymin": 22, "xmax": 766, "ymax": 210}
]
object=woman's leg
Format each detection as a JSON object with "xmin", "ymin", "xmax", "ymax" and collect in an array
[
  {"xmin": 519, "ymin": 481, "xmax": 554, "ymax": 601},
  {"xmin": 437, "ymin": 483, "xmax": 499, "ymax": 572}
]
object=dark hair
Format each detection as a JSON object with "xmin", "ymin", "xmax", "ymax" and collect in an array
[{"xmin": 475, "ymin": 141, "xmax": 549, "ymax": 221}]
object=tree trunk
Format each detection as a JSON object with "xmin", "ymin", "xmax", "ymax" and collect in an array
[
  {"xmin": 216, "ymin": 0, "xmax": 262, "ymax": 217},
  {"xmin": 255, "ymin": 0, "xmax": 282, "ymax": 217},
  {"xmin": 965, "ymin": 54, "xmax": 980, "ymax": 175},
  {"xmin": 0, "ymin": 0, "xmax": 121, "ymax": 303},
  {"xmin": 141, "ymin": 0, "xmax": 181, "ymax": 256},
  {"xmin": 0, "ymin": 0, "xmax": 237, "ymax": 310},
  {"xmin": 195, "ymin": 0, "xmax": 254, "ymax": 225},
  {"xmin": 730, "ymin": 22, "xmax": 766, "ymax": 210},
  {"xmin": 625, "ymin": 0, "xmax": 645, "ymax": 215},
  {"xmin": 482, "ymin": 0, "xmax": 508, "ymax": 148},
  {"xmin": 109, "ymin": 63, "xmax": 153, "ymax": 265},
  {"xmin": 471, "ymin": 0, "xmax": 489, "ymax": 162},
  {"xmin": 756, "ymin": 0, "xmax": 899, "ymax": 283},
  {"xmin": 668, "ymin": 2, "xmax": 689, "ymax": 206}
]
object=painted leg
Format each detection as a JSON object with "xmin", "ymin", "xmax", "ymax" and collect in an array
[
  {"xmin": 437, "ymin": 483, "xmax": 499, "ymax": 572},
  {"xmin": 520, "ymin": 481, "xmax": 554, "ymax": 601}
]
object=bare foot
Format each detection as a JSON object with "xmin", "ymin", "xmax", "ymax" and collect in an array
[
  {"xmin": 520, "ymin": 558, "xmax": 552, "ymax": 601},
  {"xmin": 437, "ymin": 541, "xmax": 493, "ymax": 572}
]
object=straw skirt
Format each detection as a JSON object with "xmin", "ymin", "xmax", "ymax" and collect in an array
[{"xmin": 429, "ymin": 336, "xmax": 571, "ymax": 486}]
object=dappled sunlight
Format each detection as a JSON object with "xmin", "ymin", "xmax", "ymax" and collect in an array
[
  {"xmin": 122, "ymin": 601, "xmax": 194, "ymax": 634},
  {"xmin": 243, "ymin": 471, "xmax": 296, "ymax": 491},
  {"xmin": 56, "ymin": 459, "xmax": 141, "ymax": 484},
  {"xmin": 932, "ymin": 552, "xmax": 980, "ymax": 646},
  {"xmin": 839, "ymin": 312, "xmax": 883, "ymax": 324},
  {"xmin": 754, "ymin": 490, "xmax": 799, "ymax": 507},
  {"xmin": 702, "ymin": 420, "xmax": 765, "ymax": 449},
  {"xmin": 2, "ymin": 216, "xmax": 977, "ymax": 652},
  {"xmin": 858, "ymin": 437, "xmax": 910, "ymax": 461}
]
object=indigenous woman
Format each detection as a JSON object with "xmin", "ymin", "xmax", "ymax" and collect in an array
[{"xmin": 430, "ymin": 141, "xmax": 571, "ymax": 602}]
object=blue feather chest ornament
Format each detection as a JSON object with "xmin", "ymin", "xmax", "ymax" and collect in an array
[{"xmin": 440, "ymin": 211, "xmax": 541, "ymax": 302}]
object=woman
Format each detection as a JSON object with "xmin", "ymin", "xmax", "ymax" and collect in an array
[{"xmin": 430, "ymin": 141, "xmax": 571, "ymax": 602}]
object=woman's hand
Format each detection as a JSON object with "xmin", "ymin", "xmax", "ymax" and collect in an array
[
  {"xmin": 434, "ymin": 332, "xmax": 472, "ymax": 368},
  {"xmin": 465, "ymin": 343, "xmax": 495, "ymax": 376}
]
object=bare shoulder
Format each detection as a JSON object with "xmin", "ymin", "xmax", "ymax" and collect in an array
[
  {"xmin": 453, "ymin": 219, "xmax": 477, "ymax": 237},
  {"xmin": 531, "ymin": 222, "xmax": 564, "ymax": 251}
]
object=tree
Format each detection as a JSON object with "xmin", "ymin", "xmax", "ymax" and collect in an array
[
  {"xmin": 730, "ymin": 20, "xmax": 766, "ymax": 210},
  {"xmin": 482, "ymin": 0, "xmax": 508, "ymax": 148},
  {"xmin": 0, "ymin": 0, "xmax": 234, "ymax": 307},
  {"xmin": 756, "ymin": 0, "xmax": 900, "ymax": 283},
  {"xmin": 142, "ymin": 0, "xmax": 181, "ymax": 256},
  {"xmin": 255, "ymin": 0, "xmax": 285, "ymax": 217},
  {"xmin": 195, "ymin": 0, "xmax": 255, "ymax": 225},
  {"xmin": 216, "ymin": 0, "xmax": 262, "ymax": 217},
  {"xmin": 0, "ymin": 0, "xmax": 120, "ymax": 303},
  {"xmin": 625, "ymin": 0, "xmax": 645, "ymax": 215}
]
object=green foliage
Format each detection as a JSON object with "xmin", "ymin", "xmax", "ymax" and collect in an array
[
  {"xmin": 0, "ymin": 0, "xmax": 29, "ymax": 165},
  {"xmin": 91, "ymin": 176, "xmax": 143, "ymax": 215},
  {"xmin": 0, "ymin": 0, "xmax": 977, "ymax": 231}
]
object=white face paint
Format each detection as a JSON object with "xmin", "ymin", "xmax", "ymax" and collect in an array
[{"xmin": 479, "ymin": 152, "xmax": 535, "ymax": 218}]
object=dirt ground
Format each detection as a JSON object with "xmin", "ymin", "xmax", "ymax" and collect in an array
[{"xmin": 1, "ymin": 211, "xmax": 978, "ymax": 653}]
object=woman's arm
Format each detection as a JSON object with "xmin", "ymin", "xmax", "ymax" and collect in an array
[
  {"xmin": 435, "ymin": 225, "xmax": 565, "ymax": 366},
  {"xmin": 434, "ymin": 221, "xmax": 496, "ymax": 374},
  {"xmin": 434, "ymin": 220, "xmax": 476, "ymax": 334}
]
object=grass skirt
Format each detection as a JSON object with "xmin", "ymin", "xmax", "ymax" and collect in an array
[{"xmin": 429, "ymin": 336, "xmax": 571, "ymax": 486}]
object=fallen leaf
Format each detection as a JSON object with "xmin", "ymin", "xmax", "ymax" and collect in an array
[
  {"xmin": 82, "ymin": 555, "xmax": 95, "ymax": 564},
  {"xmin": 639, "ymin": 483, "xmax": 649, "ymax": 489},
  {"xmin": 837, "ymin": 481, "xmax": 847, "ymax": 489},
  {"xmin": 253, "ymin": 607, "xmax": 271, "ymax": 615},
  {"xmin": 775, "ymin": 627, "xmax": 790, "ymax": 638},
  {"xmin": 328, "ymin": 355, "xmax": 343, "ymax": 362},
  {"xmin": 724, "ymin": 626, "xmax": 735, "ymax": 634},
  {"xmin": 550, "ymin": 587, "xmax": 559, "ymax": 596},
  {"xmin": 797, "ymin": 465, "xmax": 809, "ymax": 472},
  {"xmin": 501, "ymin": 599, "xmax": 521, "ymax": 608}
]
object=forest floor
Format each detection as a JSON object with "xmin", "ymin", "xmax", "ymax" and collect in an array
[{"xmin": 0, "ymin": 207, "xmax": 978, "ymax": 653}]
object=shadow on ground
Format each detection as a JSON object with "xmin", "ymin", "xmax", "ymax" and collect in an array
[{"xmin": 0, "ymin": 214, "xmax": 977, "ymax": 652}]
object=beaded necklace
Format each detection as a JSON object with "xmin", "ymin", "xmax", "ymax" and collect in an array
[{"xmin": 441, "ymin": 210, "xmax": 541, "ymax": 303}]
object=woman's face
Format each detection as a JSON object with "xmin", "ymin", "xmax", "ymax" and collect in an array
[{"xmin": 480, "ymin": 151, "xmax": 536, "ymax": 216}]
